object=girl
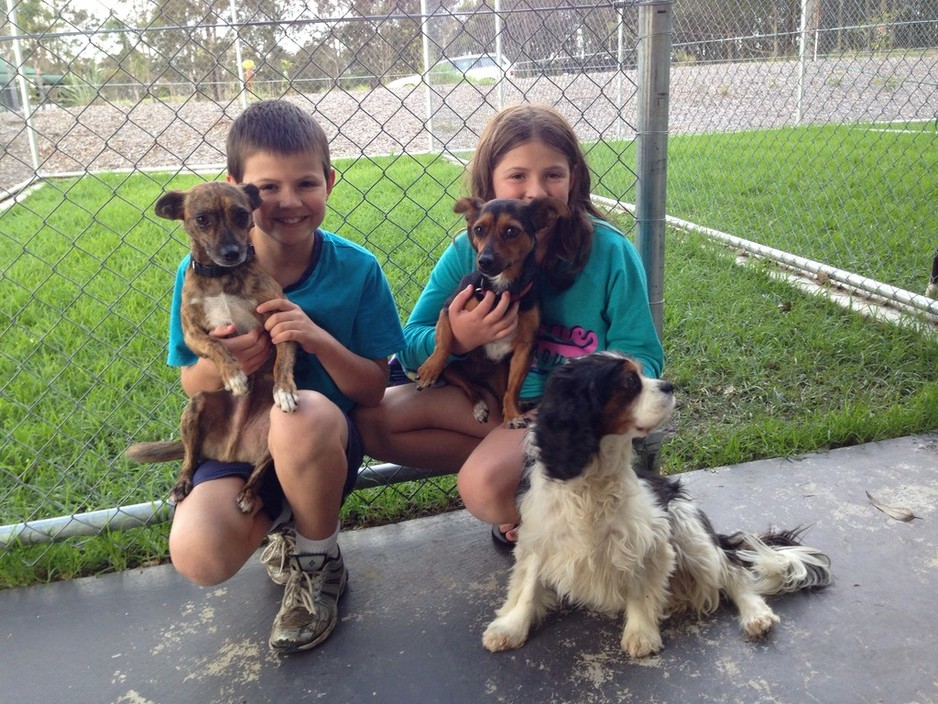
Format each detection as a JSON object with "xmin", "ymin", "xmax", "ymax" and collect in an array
[{"xmin": 354, "ymin": 104, "xmax": 663, "ymax": 546}]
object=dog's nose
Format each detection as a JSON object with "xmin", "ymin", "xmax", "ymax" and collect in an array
[
  {"xmin": 219, "ymin": 244, "xmax": 243, "ymax": 264},
  {"xmin": 659, "ymin": 380, "xmax": 674, "ymax": 395},
  {"xmin": 477, "ymin": 251, "xmax": 498, "ymax": 274}
]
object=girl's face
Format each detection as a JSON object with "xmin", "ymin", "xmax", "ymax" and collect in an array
[{"xmin": 490, "ymin": 140, "xmax": 572, "ymax": 206}]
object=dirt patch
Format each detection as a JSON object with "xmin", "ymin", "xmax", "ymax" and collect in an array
[{"xmin": 2, "ymin": 55, "xmax": 934, "ymax": 195}]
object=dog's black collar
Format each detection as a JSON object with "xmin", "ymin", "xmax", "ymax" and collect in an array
[{"xmin": 190, "ymin": 243, "xmax": 255, "ymax": 278}]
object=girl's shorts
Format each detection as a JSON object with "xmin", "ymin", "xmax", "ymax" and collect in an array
[{"xmin": 190, "ymin": 411, "xmax": 363, "ymax": 520}]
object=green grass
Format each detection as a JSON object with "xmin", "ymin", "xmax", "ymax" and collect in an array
[
  {"xmin": 2, "ymin": 125, "xmax": 937, "ymax": 588},
  {"xmin": 589, "ymin": 122, "xmax": 937, "ymax": 294}
]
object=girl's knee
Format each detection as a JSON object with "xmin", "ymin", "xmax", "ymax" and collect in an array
[
  {"xmin": 351, "ymin": 401, "xmax": 390, "ymax": 455},
  {"xmin": 458, "ymin": 444, "xmax": 524, "ymax": 523},
  {"xmin": 458, "ymin": 459, "xmax": 502, "ymax": 516}
]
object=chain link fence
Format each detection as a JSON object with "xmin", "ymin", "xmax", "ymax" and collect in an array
[
  {"xmin": 666, "ymin": 0, "xmax": 937, "ymax": 318},
  {"xmin": 1, "ymin": 0, "xmax": 936, "ymax": 577}
]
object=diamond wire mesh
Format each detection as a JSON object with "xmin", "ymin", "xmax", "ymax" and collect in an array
[
  {"xmin": 666, "ymin": 0, "xmax": 937, "ymax": 305},
  {"xmin": 1, "ymin": 0, "xmax": 936, "ymax": 574}
]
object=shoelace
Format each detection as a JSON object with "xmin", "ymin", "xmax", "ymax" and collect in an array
[
  {"xmin": 280, "ymin": 568, "xmax": 324, "ymax": 628},
  {"xmin": 260, "ymin": 532, "xmax": 294, "ymax": 574}
]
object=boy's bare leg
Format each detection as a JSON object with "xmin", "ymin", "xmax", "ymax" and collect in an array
[
  {"xmin": 267, "ymin": 390, "xmax": 352, "ymax": 653},
  {"xmin": 168, "ymin": 477, "xmax": 273, "ymax": 586}
]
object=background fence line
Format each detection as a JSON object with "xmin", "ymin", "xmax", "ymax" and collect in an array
[{"xmin": 2, "ymin": 0, "xmax": 936, "ymax": 577}]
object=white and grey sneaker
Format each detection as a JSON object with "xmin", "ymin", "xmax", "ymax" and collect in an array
[{"xmin": 268, "ymin": 550, "xmax": 348, "ymax": 653}]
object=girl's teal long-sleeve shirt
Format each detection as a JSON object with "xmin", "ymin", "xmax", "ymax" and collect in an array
[{"xmin": 398, "ymin": 217, "xmax": 664, "ymax": 401}]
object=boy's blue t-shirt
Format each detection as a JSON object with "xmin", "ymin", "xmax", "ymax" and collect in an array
[
  {"xmin": 167, "ymin": 229, "xmax": 404, "ymax": 414},
  {"xmin": 398, "ymin": 217, "xmax": 664, "ymax": 400}
]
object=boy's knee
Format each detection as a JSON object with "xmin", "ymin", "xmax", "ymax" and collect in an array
[
  {"xmin": 168, "ymin": 534, "xmax": 238, "ymax": 586},
  {"xmin": 269, "ymin": 390, "xmax": 342, "ymax": 436}
]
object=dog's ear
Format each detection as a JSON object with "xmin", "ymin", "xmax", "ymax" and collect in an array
[
  {"xmin": 526, "ymin": 196, "xmax": 571, "ymax": 236},
  {"xmin": 454, "ymin": 197, "xmax": 483, "ymax": 225},
  {"xmin": 534, "ymin": 358, "xmax": 612, "ymax": 481},
  {"xmin": 154, "ymin": 191, "xmax": 186, "ymax": 221},
  {"xmin": 239, "ymin": 183, "xmax": 262, "ymax": 211}
]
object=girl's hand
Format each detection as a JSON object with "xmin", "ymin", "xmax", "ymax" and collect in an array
[
  {"xmin": 257, "ymin": 298, "xmax": 325, "ymax": 354},
  {"xmin": 208, "ymin": 324, "xmax": 272, "ymax": 376},
  {"xmin": 447, "ymin": 284, "xmax": 519, "ymax": 355}
]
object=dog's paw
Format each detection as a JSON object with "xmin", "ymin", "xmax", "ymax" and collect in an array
[
  {"xmin": 169, "ymin": 479, "xmax": 192, "ymax": 505},
  {"xmin": 741, "ymin": 608, "xmax": 779, "ymax": 640},
  {"xmin": 472, "ymin": 400, "xmax": 490, "ymax": 423},
  {"xmin": 504, "ymin": 413, "xmax": 532, "ymax": 430},
  {"xmin": 224, "ymin": 371, "xmax": 249, "ymax": 396},
  {"xmin": 482, "ymin": 619, "xmax": 527, "ymax": 652},
  {"xmin": 621, "ymin": 626, "xmax": 663, "ymax": 659},
  {"xmin": 415, "ymin": 360, "xmax": 443, "ymax": 390},
  {"xmin": 274, "ymin": 387, "xmax": 299, "ymax": 413},
  {"xmin": 235, "ymin": 488, "xmax": 256, "ymax": 514},
  {"xmin": 414, "ymin": 374, "xmax": 439, "ymax": 391}
]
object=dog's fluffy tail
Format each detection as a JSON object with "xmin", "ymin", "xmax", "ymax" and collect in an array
[
  {"xmin": 125, "ymin": 441, "xmax": 185, "ymax": 463},
  {"xmin": 927, "ymin": 249, "xmax": 938, "ymax": 298},
  {"xmin": 721, "ymin": 529, "xmax": 833, "ymax": 595}
]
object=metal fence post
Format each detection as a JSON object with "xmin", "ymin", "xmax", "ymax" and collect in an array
[
  {"xmin": 5, "ymin": 0, "xmax": 41, "ymax": 174},
  {"xmin": 634, "ymin": 0, "xmax": 672, "ymax": 340}
]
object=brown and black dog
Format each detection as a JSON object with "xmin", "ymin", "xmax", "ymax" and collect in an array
[
  {"xmin": 416, "ymin": 196, "xmax": 569, "ymax": 428},
  {"xmin": 126, "ymin": 181, "xmax": 298, "ymax": 513}
]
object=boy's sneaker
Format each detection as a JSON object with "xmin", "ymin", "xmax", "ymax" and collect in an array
[
  {"xmin": 259, "ymin": 527, "xmax": 296, "ymax": 586},
  {"xmin": 268, "ymin": 550, "xmax": 348, "ymax": 653}
]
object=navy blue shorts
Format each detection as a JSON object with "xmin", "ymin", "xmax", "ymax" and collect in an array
[{"xmin": 190, "ymin": 412, "xmax": 363, "ymax": 520}]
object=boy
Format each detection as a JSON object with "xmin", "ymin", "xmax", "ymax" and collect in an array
[{"xmin": 165, "ymin": 100, "xmax": 404, "ymax": 653}]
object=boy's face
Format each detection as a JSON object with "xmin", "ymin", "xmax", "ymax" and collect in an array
[{"xmin": 230, "ymin": 149, "xmax": 334, "ymax": 248}]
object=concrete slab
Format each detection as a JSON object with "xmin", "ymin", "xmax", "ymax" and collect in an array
[{"xmin": 2, "ymin": 433, "xmax": 937, "ymax": 704}]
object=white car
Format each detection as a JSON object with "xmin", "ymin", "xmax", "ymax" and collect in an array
[{"xmin": 387, "ymin": 54, "xmax": 513, "ymax": 90}]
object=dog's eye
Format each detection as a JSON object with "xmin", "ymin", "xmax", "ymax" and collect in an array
[
  {"xmin": 504, "ymin": 227, "xmax": 519, "ymax": 239},
  {"xmin": 623, "ymin": 373, "xmax": 641, "ymax": 393},
  {"xmin": 194, "ymin": 215, "xmax": 212, "ymax": 229},
  {"xmin": 472, "ymin": 225, "xmax": 484, "ymax": 237},
  {"xmin": 232, "ymin": 209, "xmax": 251, "ymax": 228}
]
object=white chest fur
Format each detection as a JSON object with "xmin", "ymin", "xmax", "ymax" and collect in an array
[
  {"xmin": 483, "ymin": 334, "xmax": 515, "ymax": 362},
  {"xmin": 195, "ymin": 293, "xmax": 260, "ymax": 334}
]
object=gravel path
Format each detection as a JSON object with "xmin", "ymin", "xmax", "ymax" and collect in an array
[{"xmin": 2, "ymin": 54, "xmax": 935, "ymax": 195}]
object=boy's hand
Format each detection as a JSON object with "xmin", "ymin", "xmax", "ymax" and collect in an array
[
  {"xmin": 448, "ymin": 284, "xmax": 519, "ymax": 355},
  {"xmin": 258, "ymin": 298, "xmax": 325, "ymax": 353},
  {"xmin": 209, "ymin": 324, "xmax": 271, "ymax": 376}
]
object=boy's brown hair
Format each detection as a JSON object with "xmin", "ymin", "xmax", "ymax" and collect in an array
[
  {"xmin": 468, "ymin": 104, "xmax": 603, "ymax": 291},
  {"xmin": 226, "ymin": 100, "xmax": 331, "ymax": 182}
]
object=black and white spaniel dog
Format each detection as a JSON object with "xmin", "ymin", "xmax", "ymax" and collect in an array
[{"xmin": 482, "ymin": 352, "xmax": 832, "ymax": 658}]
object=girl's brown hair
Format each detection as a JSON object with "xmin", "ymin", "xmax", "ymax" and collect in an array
[{"xmin": 468, "ymin": 104, "xmax": 602, "ymax": 291}]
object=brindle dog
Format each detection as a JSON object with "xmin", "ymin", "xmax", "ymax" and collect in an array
[{"xmin": 126, "ymin": 182, "xmax": 297, "ymax": 513}]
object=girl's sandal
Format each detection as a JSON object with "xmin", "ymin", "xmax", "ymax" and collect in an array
[{"xmin": 491, "ymin": 523, "xmax": 519, "ymax": 550}]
